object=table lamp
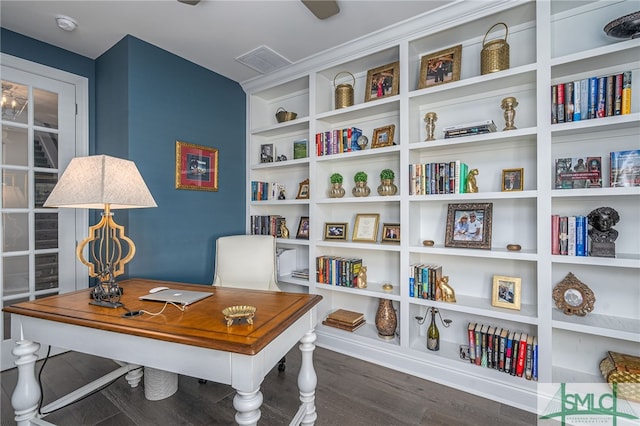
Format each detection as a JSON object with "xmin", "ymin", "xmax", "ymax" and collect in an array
[{"xmin": 44, "ymin": 155, "xmax": 157, "ymax": 307}]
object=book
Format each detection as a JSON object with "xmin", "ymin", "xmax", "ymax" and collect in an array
[
  {"xmin": 480, "ymin": 324, "xmax": 489, "ymax": 367},
  {"xmin": 555, "ymin": 157, "xmax": 602, "ymax": 189},
  {"xmin": 605, "ymin": 74, "xmax": 615, "ymax": 117},
  {"xmin": 322, "ymin": 318, "xmax": 366, "ymax": 332},
  {"xmin": 510, "ymin": 332, "xmax": 521, "ymax": 376},
  {"xmin": 326, "ymin": 309, "xmax": 364, "ymax": 325},
  {"xmin": 575, "ymin": 216, "xmax": 587, "ymax": 256},
  {"xmin": 557, "ymin": 82, "xmax": 565, "ymax": 123},
  {"xmin": 532, "ymin": 336, "xmax": 538, "ymax": 381},
  {"xmin": 474, "ymin": 323, "xmax": 482, "ymax": 366},
  {"xmin": 493, "ymin": 327, "xmax": 501, "ymax": 369},
  {"xmin": 596, "ymin": 76, "xmax": 606, "ymax": 118},
  {"xmin": 468, "ymin": 322, "xmax": 477, "ymax": 364},
  {"xmin": 621, "ymin": 71, "xmax": 632, "ymax": 115},
  {"xmin": 525, "ymin": 335, "xmax": 534, "ymax": 380},
  {"xmin": 573, "ymin": 80, "xmax": 581, "ymax": 121},
  {"xmin": 551, "ymin": 215, "xmax": 560, "ymax": 255},
  {"xmin": 551, "ymin": 85, "xmax": 558, "ymax": 124},
  {"xmin": 516, "ymin": 333, "xmax": 527, "ymax": 377},
  {"xmin": 487, "ymin": 326, "xmax": 496, "ymax": 369},
  {"xmin": 559, "ymin": 216, "xmax": 568, "ymax": 255},
  {"xmin": 504, "ymin": 331, "xmax": 514, "ymax": 374},
  {"xmin": 564, "ymin": 82, "xmax": 574, "ymax": 122},
  {"xmin": 293, "ymin": 139, "xmax": 308, "ymax": 159},
  {"xmin": 610, "ymin": 149, "xmax": 640, "ymax": 187},
  {"xmin": 580, "ymin": 78, "xmax": 588, "ymax": 121},
  {"xmin": 567, "ymin": 216, "xmax": 576, "ymax": 256},
  {"xmin": 614, "ymin": 73, "xmax": 623, "ymax": 115},
  {"xmin": 442, "ymin": 119, "xmax": 497, "ymax": 132},
  {"xmin": 499, "ymin": 328, "xmax": 508, "ymax": 372},
  {"xmin": 588, "ymin": 77, "xmax": 598, "ymax": 119}
]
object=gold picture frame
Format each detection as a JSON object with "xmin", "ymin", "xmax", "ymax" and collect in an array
[
  {"xmin": 445, "ymin": 203, "xmax": 493, "ymax": 249},
  {"xmin": 365, "ymin": 61, "xmax": 400, "ymax": 102},
  {"xmin": 296, "ymin": 216, "xmax": 310, "ymax": 239},
  {"xmin": 371, "ymin": 125, "xmax": 395, "ymax": 149},
  {"xmin": 175, "ymin": 141, "xmax": 219, "ymax": 191},
  {"xmin": 502, "ymin": 168, "xmax": 524, "ymax": 191},
  {"xmin": 324, "ymin": 222, "xmax": 348, "ymax": 240},
  {"xmin": 296, "ymin": 178, "xmax": 310, "ymax": 199},
  {"xmin": 352, "ymin": 213, "xmax": 380, "ymax": 242},
  {"xmin": 552, "ymin": 272, "xmax": 595, "ymax": 316},
  {"xmin": 491, "ymin": 275, "xmax": 522, "ymax": 310},
  {"xmin": 418, "ymin": 44, "xmax": 462, "ymax": 89},
  {"xmin": 381, "ymin": 223, "xmax": 400, "ymax": 243}
]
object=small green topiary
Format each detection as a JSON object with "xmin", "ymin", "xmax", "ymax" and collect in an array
[
  {"xmin": 330, "ymin": 173, "xmax": 343, "ymax": 184},
  {"xmin": 380, "ymin": 169, "xmax": 395, "ymax": 180},
  {"xmin": 354, "ymin": 171, "xmax": 368, "ymax": 182}
]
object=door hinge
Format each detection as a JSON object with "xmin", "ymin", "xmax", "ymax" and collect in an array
[{"xmin": 75, "ymin": 103, "xmax": 78, "ymax": 115}]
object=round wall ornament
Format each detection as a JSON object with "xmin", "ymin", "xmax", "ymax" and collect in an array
[{"xmin": 552, "ymin": 272, "xmax": 595, "ymax": 316}]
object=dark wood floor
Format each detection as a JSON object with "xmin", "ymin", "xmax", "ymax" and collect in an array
[{"xmin": 2, "ymin": 346, "xmax": 536, "ymax": 425}]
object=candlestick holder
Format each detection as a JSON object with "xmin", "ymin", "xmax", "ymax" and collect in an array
[
  {"xmin": 501, "ymin": 97, "xmax": 518, "ymax": 130},
  {"xmin": 424, "ymin": 112, "xmax": 438, "ymax": 141}
]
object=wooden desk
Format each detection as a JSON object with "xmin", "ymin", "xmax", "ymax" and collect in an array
[{"xmin": 4, "ymin": 279, "xmax": 322, "ymax": 426}]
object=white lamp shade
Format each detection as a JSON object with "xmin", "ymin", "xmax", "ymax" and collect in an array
[{"xmin": 43, "ymin": 155, "xmax": 157, "ymax": 209}]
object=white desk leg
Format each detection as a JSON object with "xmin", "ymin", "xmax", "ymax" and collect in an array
[
  {"xmin": 11, "ymin": 340, "xmax": 41, "ymax": 426},
  {"xmin": 298, "ymin": 330, "xmax": 317, "ymax": 426},
  {"xmin": 125, "ymin": 364, "xmax": 143, "ymax": 388},
  {"xmin": 233, "ymin": 388, "xmax": 263, "ymax": 426}
]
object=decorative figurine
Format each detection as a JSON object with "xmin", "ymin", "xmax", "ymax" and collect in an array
[
  {"xmin": 424, "ymin": 112, "xmax": 438, "ymax": 141},
  {"xmin": 501, "ymin": 96, "xmax": 518, "ymax": 130},
  {"xmin": 466, "ymin": 168, "xmax": 479, "ymax": 193},
  {"xmin": 280, "ymin": 220, "xmax": 290, "ymax": 239},
  {"xmin": 587, "ymin": 206, "xmax": 620, "ymax": 258},
  {"xmin": 356, "ymin": 266, "xmax": 367, "ymax": 288},
  {"xmin": 357, "ymin": 135, "xmax": 369, "ymax": 150},
  {"xmin": 435, "ymin": 276, "xmax": 456, "ymax": 303}
]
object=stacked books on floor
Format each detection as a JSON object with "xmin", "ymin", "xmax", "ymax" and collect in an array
[
  {"xmin": 466, "ymin": 322, "xmax": 538, "ymax": 381},
  {"xmin": 409, "ymin": 160, "xmax": 468, "ymax": 195},
  {"xmin": 443, "ymin": 120, "xmax": 497, "ymax": 139},
  {"xmin": 322, "ymin": 309, "xmax": 366, "ymax": 332},
  {"xmin": 290, "ymin": 268, "xmax": 310, "ymax": 280}
]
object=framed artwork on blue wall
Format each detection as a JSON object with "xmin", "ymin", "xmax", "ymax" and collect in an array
[{"xmin": 175, "ymin": 140, "xmax": 218, "ymax": 191}]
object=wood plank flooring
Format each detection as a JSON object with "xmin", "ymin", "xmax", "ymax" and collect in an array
[{"xmin": 2, "ymin": 346, "xmax": 537, "ymax": 425}]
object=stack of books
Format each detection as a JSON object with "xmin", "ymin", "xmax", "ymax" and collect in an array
[
  {"xmin": 443, "ymin": 120, "xmax": 497, "ymax": 139},
  {"xmin": 322, "ymin": 309, "xmax": 365, "ymax": 332},
  {"xmin": 291, "ymin": 268, "xmax": 310, "ymax": 280}
]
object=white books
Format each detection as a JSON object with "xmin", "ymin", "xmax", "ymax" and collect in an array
[
  {"xmin": 442, "ymin": 120, "xmax": 496, "ymax": 132},
  {"xmin": 567, "ymin": 216, "xmax": 576, "ymax": 256}
]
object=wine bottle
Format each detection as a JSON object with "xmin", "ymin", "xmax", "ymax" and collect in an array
[{"xmin": 427, "ymin": 308, "xmax": 440, "ymax": 351}]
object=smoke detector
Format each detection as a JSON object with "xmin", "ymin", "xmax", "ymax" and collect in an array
[{"xmin": 56, "ymin": 16, "xmax": 78, "ymax": 32}]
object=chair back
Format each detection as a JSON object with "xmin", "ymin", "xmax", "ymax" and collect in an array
[{"xmin": 212, "ymin": 235, "xmax": 280, "ymax": 291}]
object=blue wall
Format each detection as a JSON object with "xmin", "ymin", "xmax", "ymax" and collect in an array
[{"xmin": 2, "ymin": 30, "xmax": 247, "ymax": 285}]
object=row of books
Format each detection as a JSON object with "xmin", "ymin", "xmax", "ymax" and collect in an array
[
  {"xmin": 551, "ymin": 71, "xmax": 632, "ymax": 124},
  {"xmin": 322, "ymin": 309, "xmax": 366, "ymax": 332},
  {"xmin": 250, "ymin": 215, "xmax": 285, "ymax": 237},
  {"xmin": 316, "ymin": 255, "xmax": 363, "ymax": 287},
  {"xmin": 315, "ymin": 127, "xmax": 363, "ymax": 156},
  {"xmin": 408, "ymin": 160, "xmax": 469, "ymax": 195},
  {"xmin": 408, "ymin": 264, "xmax": 442, "ymax": 300},
  {"xmin": 467, "ymin": 322, "xmax": 538, "ymax": 381},
  {"xmin": 551, "ymin": 215, "xmax": 589, "ymax": 256},
  {"xmin": 250, "ymin": 180, "xmax": 285, "ymax": 201},
  {"xmin": 443, "ymin": 120, "xmax": 497, "ymax": 139}
]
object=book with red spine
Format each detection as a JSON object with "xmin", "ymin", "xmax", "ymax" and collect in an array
[
  {"xmin": 468, "ymin": 322, "xmax": 477, "ymax": 364},
  {"xmin": 516, "ymin": 333, "xmax": 528, "ymax": 377},
  {"xmin": 551, "ymin": 215, "xmax": 560, "ymax": 255}
]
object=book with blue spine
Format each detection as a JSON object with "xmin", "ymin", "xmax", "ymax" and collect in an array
[
  {"xmin": 575, "ymin": 215, "xmax": 587, "ymax": 256},
  {"xmin": 588, "ymin": 77, "xmax": 598, "ymax": 119},
  {"xmin": 573, "ymin": 80, "xmax": 581, "ymax": 121}
]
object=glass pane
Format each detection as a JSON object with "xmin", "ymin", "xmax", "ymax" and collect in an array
[
  {"xmin": 33, "ymin": 130, "xmax": 59, "ymax": 169},
  {"xmin": 3, "ymin": 213, "xmax": 29, "ymax": 252},
  {"xmin": 35, "ymin": 213, "xmax": 58, "ymax": 250},
  {"xmin": 1, "ymin": 81, "xmax": 28, "ymax": 124},
  {"xmin": 2, "ymin": 255, "xmax": 29, "ymax": 296},
  {"xmin": 34, "ymin": 88, "xmax": 58, "ymax": 129},
  {"xmin": 35, "ymin": 172, "xmax": 57, "ymax": 208},
  {"xmin": 35, "ymin": 253, "xmax": 58, "ymax": 291},
  {"xmin": 2, "ymin": 125, "xmax": 28, "ymax": 166},
  {"xmin": 3, "ymin": 297, "xmax": 28, "ymax": 340},
  {"xmin": 2, "ymin": 170, "xmax": 28, "ymax": 208}
]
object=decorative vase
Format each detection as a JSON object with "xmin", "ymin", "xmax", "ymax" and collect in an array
[
  {"xmin": 375, "ymin": 298, "xmax": 397, "ymax": 340},
  {"xmin": 377, "ymin": 179, "xmax": 398, "ymax": 196},
  {"xmin": 328, "ymin": 183, "xmax": 345, "ymax": 198},
  {"xmin": 352, "ymin": 181, "xmax": 370, "ymax": 197}
]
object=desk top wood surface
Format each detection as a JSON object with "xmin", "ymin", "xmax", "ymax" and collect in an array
[{"xmin": 4, "ymin": 279, "xmax": 322, "ymax": 355}]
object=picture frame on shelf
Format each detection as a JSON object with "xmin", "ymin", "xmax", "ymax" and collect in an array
[
  {"xmin": 381, "ymin": 223, "xmax": 400, "ymax": 243},
  {"xmin": 293, "ymin": 139, "xmax": 308, "ymax": 159},
  {"xmin": 324, "ymin": 223, "xmax": 348, "ymax": 240},
  {"xmin": 418, "ymin": 44, "xmax": 462, "ymax": 89},
  {"xmin": 491, "ymin": 275, "xmax": 521, "ymax": 310},
  {"xmin": 371, "ymin": 125, "xmax": 395, "ymax": 149},
  {"xmin": 502, "ymin": 168, "xmax": 524, "ymax": 191},
  {"xmin": 296, "ymin": 178, "xmax": 310, "ymax": 199},
  {"xmin": 352, "ymin": 213, "xmax": 380, "ymax": 243},
  {"xmin": 365, "ymin": 61, "xmax": 400, "ymax": 102},
  {"xmin": 175, "ymin": 140, "xmax": 219, "ymax": 191},
  {"xmin": 260, "ymin": 143, "xmax": 274, "ymax": 163},
  {"xmin": 296, "ymin": 216, "xmax": 310, "ymax": 239},
  {"xmin": 444, "ymin": 202, "xmax": 492, "ymax": 249}
]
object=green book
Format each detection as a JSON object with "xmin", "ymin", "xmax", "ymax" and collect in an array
[{"xmin": 293, "ymin": 139, "xmax": 308, "ymax": 159}]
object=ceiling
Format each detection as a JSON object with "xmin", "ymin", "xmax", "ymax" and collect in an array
[{"xmin": 1, "ymin": 0, "xmax": 453, "ymax": 84}]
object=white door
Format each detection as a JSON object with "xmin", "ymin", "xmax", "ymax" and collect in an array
[{"xmin": 1, "ymin": 55, "xmax": 88, "ymax": 370}]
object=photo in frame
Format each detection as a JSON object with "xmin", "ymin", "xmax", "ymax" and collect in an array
[
  {"xmin": 381, "ymin": 223, "xmax": 400, "ymax": 243},
  {"xmin": 502, "ymin": 168, "xmax": 524, "ymax": 191},
  {"xmin": 324, "ymin": 223, "xmax": 348, "ymax": 240},
  {"xmin": 175, "ymin": 141, "xmax": 219, "ymax": 191},
  {"xmin": 352, "ymin": 213, "xmax": 380, "ymax": 243},
  {"xmin": 491, "ymin": 275, "xmax": 522, "ymax": 310},
  {"xmin": 444, "ymin": 202, "xmax": 493, "ymax": 249},
  {"xmin": 296, "ymin": 216, "xmax": 310, "ymax": 239},
  {"xmin": 418, "ymin": 44, "xmax": 462, "ymax": 89},
  {"xmin": 260, "ymin": 143, "xmax": 274, "ymax": 163},
  {"xmin": 371, "ymin": 125, "xmax": 395, "ymax": 149},
  {"xmin": 296, "ymin": 178, "xmax": 310, "ymax": 199},
  {"xmin": 365, "ymin": 61, "xmax": 400, "ymax": 102}
]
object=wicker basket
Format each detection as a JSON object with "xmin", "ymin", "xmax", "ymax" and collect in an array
[
  {"xmin": 600, "ymin": 351, "xmax": 640, "ymax": 403},
  {"xmin": 275, "ymin": 107, "xmax": 297, "ymax": 123},
  {"xmin": 481, "ymin": 23, "xmax": 510, "ymax": 75}
]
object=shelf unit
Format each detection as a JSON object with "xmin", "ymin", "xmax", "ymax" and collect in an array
[{"xmin": 243, "ymin": 0, "xmax": 640, "ymax": 412}]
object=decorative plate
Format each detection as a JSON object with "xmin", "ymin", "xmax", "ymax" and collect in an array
[
  {"xmin": 604, "ymin": 11, "xmax": 640, "ymax": 39},
  {"xmin": 222, "ymin": 305, "xmax": 256, "ymax": 326}
]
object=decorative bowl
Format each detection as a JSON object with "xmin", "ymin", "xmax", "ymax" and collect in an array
[
  {"xmin": 222, "ymin": 305, "xmax": 256, "ymax": 326},
  {"xmin": 604, "ymin": 11, "xmax": 640, "ymax": 39}
]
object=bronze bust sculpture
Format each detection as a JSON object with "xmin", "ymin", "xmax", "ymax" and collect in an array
[{"xmin": 587, "ymin": 206, "xmax": 619, "ymax": 257}]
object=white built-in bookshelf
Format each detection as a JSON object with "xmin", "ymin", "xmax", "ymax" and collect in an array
[{"xmin": 242, "ymin": 0, "xmax": 640, "ymax": 412}]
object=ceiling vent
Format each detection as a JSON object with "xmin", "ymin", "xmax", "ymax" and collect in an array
[{"xmin": 235, "ymin": 45, "xmax": 292, "ymax": 74}]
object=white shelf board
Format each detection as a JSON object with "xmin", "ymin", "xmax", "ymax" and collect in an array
[
  {"xmin": 316, "ymin": 195, "xmax": 400, "ymax": 204},
  {"xmin": 409, "ymin": 190, "xmax": 538, "ymax": 201},
  {"xmin": 409, "ymin": 245, "xmax": 538, "ymax": 262},
  {"xmin": 551, "ymin": 187, "xmax": 640, "ymax": 199},
  {"xmin": 277, "ymin": 274, "xmax": 310, "ymax": 287},
  {"xmin": 550, "ymin": 114, "xmax": 640, "ymax": 137},
  {"xmin": 251, "ymin": 116, "xmax": 310, "ymax": 136},
  {"xmin": 316, "ymin": 96, "xmax": 400, "ymax": 125},
  {"xmin": 551, "ymin": 254, "xmax": 640, "ymax": 269},
  {"xmin": 317, "ymin": 280, "xmax": 401, "ymax": 301},
  {"xmin": 552, "ymin": 310, "xmax": 640, "ymax": 343},
  {"xmin": 315, "ymin": 144, "xmax": 400, "ymax": 162},
  {"xmin": 408, "ymin": 126, "xmax": 537, "ymax": 150},
  {"xmin": 250, "ymin": 199, "xmax": 309, "ymax": 206},
  {"xmin": 276, "ymin": 238, "xmax": 309, "ymax": 247},
  {"xmin": 316, "ymin": 240, "xmax": 401, "ymax": 252}
]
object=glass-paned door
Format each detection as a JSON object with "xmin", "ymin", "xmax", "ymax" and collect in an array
[{"xmin": 1, "ymin": 60, "xmax": 83, "ymax": 370}]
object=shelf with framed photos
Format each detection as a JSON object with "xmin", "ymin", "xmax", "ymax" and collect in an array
[{"xmin": 243, "ymin": 0, "xmax": 640, "ymax": 413}]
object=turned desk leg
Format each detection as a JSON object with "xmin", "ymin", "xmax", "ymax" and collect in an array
[
  {"xmin": 233, "ymin": 388, "xmax": 263, "ymax": 426},
  {"xmin": 125, "ymin": 364, "xmax": 143, "ymax": 388},
  {"xmin": 298, "ymin": 330, "xmax": 317, "ymax": 426},
  {"xmin": 11, "ymin": 340, "xmax": 41, "ymax": 426}
]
